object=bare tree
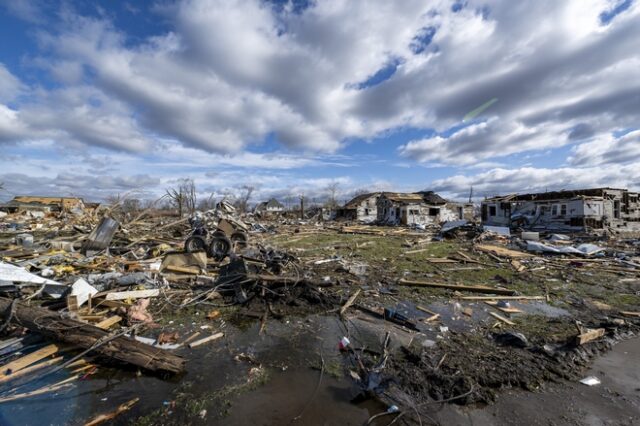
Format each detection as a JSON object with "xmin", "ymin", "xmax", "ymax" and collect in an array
[
  {"xmin": 166, "ymin": 178, "xmax": 197, "ymax": 217},
  {"xmin": 235, "ymin": 185, "xmax": 255, "ymax": 213},
  {"xmin": 324, "ymin": 181, "xmax": 340, "ymax": 210},
  {"xmin": 197, "ymin": 193, "xmax": 216, "ymax": 211},
  {"xmin": 353, "ymin": 188, "xmax": 370, "ymax": 196}
]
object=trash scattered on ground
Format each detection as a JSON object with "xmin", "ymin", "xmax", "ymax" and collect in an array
[{"xmin": 579, "ymin": 376, "xmax": 601, "ymax": 386}]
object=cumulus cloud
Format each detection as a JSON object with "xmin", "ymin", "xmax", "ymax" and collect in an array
[
  {"xmin": 1, "ymin": 0, "xmax": 639, "ymax": 201},
  {"xmin": 569, "ymin": 129, "xmax": 640, "ymax": 166}
]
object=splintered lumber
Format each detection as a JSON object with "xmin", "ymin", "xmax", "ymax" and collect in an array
[
  {"xmin": 620, "ymin": 311, "xmax": 640, "ymax": 318},
  {"xmin": 575, "ymin": 328, "xmax": 605, "ymax": 345},
  {"xmin": 163, "ymin": 265, "xmax": 201, "ymax": 275},
  {"xmin": 458, "ymin": 295, "xmax": 545, "ymax": 301},
  {"xmin": 188, "ymin": 332, "xmax": 224, "ymax": 349},
  {"xmin": 1, "ymin": 344, "xmax": 60, "ymax": 375},
  {"xmin": 489, "ymin": 312, "xmax": 515, "ymax": 326},
  {"xmin": 0, "ymin": 298, "xmax": 185, "ymax": 374},
  {"xmin": 104, "ymin": 289, "xmax": 160, "ymax": 301},
  {"xmin": 339, "ymin": 289, "xmax": 361, "ymax": 316},
  {"xmin": 0, "ymin": 356, "xmax": 64, "ymax": 385},
  {"xmin": 416, "ymin": 305, "xmax": 437, "ymax": 316},
  {"xmin": 475, "ymin": 244, "xmax": 531, "ymax": 259},
  {"xmin": 397, "ymin": 278, "xmax": 515, "ymax": 295},
  {"xmin": 84, "ymin": 397, "xmax": 140, "ymax": 426},
  {"xmin": 485, "ymin": 301, "xmax": 523, "ymax": 314},
  {"xmin": 0, "ymin": 375, "xmax": 79, "ymax": 403},
  {"xmin": 95, "ymin": 315, "xmax": 122, "ymax": 330}
]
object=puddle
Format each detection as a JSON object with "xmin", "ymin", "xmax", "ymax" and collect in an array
[{"xmin": 0, "ymin": 315, "xmax": 386, "ymax": 425}]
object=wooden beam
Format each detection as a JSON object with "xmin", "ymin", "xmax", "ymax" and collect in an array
[
  {"xmin": 397, "ymin": 278, "xmax": 515, "ymax": 295},
  {"xmin": 1, "ymin": 344, "xmax": 60, "ymax": 376},
  {"xmin": 188, "ymin": 332, "xmax": 224, "ymax": 349},
  {"xmin": 489, "ymin": 312, "xmax": 515, "ymax": 326},
  {"xmin": 339, "ymin": 289, "xmax": 361, "ymax": 316},
  {"xmin": 95, "ymin": 315, "xmax": 122, "ymax": 330},
  {"xmin": 104, "ymin": 289, "xmax": 160, "ymax": 301}
]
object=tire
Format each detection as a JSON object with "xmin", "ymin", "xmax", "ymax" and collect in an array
[
  {"xmin": 208, "ymin": 235, "xmax": 232, "ymax": 261},
  {"xmin": 230, "ymin": 231, "xmax": 248, "ymax": 249},
  {"xmin": 184, "ymin": 236, "xmax": 207, "ymax": 253}
]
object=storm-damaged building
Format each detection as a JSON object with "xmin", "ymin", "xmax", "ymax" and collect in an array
[
  {"xmin": 335, "ymin": 192, "xmax": 380, "ymax": 222},
  {"xmin": 254, "ymin": 198, "xmax": 285, "ymax": 214},
  {"xmin": 481, "ymin": 188, "xmax": 640, "ymax": 232},
  {"xmin": 377, "ymin": 191, "xmax": 474, "ymax": 226},
  {"xmin": 0, "ymin": 196, "xmax": 85, "ymax": 216}
]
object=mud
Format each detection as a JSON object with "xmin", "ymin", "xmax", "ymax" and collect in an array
[{"xmin": 389, "ymin": 321, "xmax": 637, "ymax": 406}]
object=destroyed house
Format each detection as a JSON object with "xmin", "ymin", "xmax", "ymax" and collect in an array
[
  {"xmin": 336, "ymin": 192, "xmax": 380, "ymax": 222},
  {"xmin": 481, "ymin": 188, "xmax": 640, "ymax": 232},
  {"xmin": 0, "ymin": 196, "xmax": 85, "ymax": 214},
  {"xmin": 377, "ymin": 191, "xmax": 473, "ymax": 225},
  {"xmin": 254, "ymin": 198, "xmax": 285, "ymax": 213}
]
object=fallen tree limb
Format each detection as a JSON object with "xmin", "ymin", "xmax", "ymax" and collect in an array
[
  {"xmin": 0, "ymin": 298, "xmax": 185, "ymax": 374},
  {"xmin": 397, "ymin": 279, "xmax": 515, "ymax": 295}
]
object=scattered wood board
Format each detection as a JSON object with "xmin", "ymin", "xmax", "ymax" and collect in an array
[
  {"xmin": 398, "ymin": 278, "xmax": 515, "ymax": 295},
  {"xmin": 489, "ymin": 312, "xmax": 515, "ymax": 326},
  {"xmin": 575, "ymin": 328, "xmax": 605, "ymax": 345},
  {"xmin": 104, "ymin": 289, "xmax": 160, "ymax": 301},
  {"xmin": 1, "ymin": 344, "xmax": 60, "ymax": 376},
  {"xmin": 475, "ymin": 244, "xmax": 531, "ymax": 259},
  {"xmin": 485, "ymin": 301, "xmax": 524, "ymax": 314},
  {"xmin": 188, "ymin": 332, "xmax": 224, "ymax": 349},
  {"xmin": 84, "ymin": 397, "xmax": 140, "ymax": 426},
  {"xmin": 458, "ymin": 295, "xmax": 545, "ymax": 301},
  {"xmin": 95, "ymin": 315, "xmax": 122, "ymax": 330},
  {"xmin": 620, "ymin": 311, "xmax": 640, "ymax": 318}
]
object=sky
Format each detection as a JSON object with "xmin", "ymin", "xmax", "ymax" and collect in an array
[{"xmin": 0, "ymin": 0, "xmax": 639, "ymax": 205}]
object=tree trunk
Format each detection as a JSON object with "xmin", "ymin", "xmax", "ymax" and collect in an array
[{"xmin": 0, "ymin": 298, "xmax": 185, "ymax": 374}]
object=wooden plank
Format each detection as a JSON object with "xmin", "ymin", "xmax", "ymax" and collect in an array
[
  {"xmin": 339, "ymin": 289, "xmax": 361, "ymax": 316},
  {"xmin": 0, "ymin": 375, "xmax": 79, "ymax": 403},
  {"xmin": 416, "ymin": 305, "xmax": 437, "ymax": 316},
  {"xmin": 1, "ymin": 344, "xmax": 60, "ymax": 376},
  {"xmin": 95, "ymin": 315, "xmax": 122, "ymax": 330},
  {"xmin": 84, "ymin": 397, "xmax": 139, "ymax": 426},
  {"xmin": 575, "ymin": 328, "xmax": 605, "ymax": 345},
  {"xmin": 93, "ymin": 299, "xmax": 130, "ymax": 309},
  {"xmin": 188, "ymin": 332, "xmax": 224, "ymax": 349},
  {"xmin": 485, "ymin": 301, "xmax": 524, "ymax": 314},
  {"xmin": 620, "ymin": 311, "xmax": 640, "ymax": 318},
  {"xmin": 0, "ymin": 356, "xmax": 64, "ymax": 385},
  {"xmin": 475, "ymin": 244, "xmax": 531, "ymax": 259},
  {"xmin": 489, "ymin": 312, "xmax": 515, "ymax": 326},
  {"xmin": 163, "ymin": 265, "xmax": 201, "ymax": 275},
  {"xmin": 458, "ymin": 295, "xmax": 546, "ymax": 301},
  {"xmin": 397, "ymin": 278, "xmax": 515, "ymax": 295},
  {"xmin": 104, "ymin": 289, "xmax": 160, "ymax": 301}
]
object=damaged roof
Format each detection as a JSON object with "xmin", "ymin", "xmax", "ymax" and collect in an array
[
  {"xmin": 485, "ymin": 187, "xmax": 634, "ymax": 202},
  {"xmin": 380, "ymin": 191, "xmax": 449, "ymax": 205},
  {"xmin": 344, "ymin": 192, "xmax": 380, "ymax": 209}
]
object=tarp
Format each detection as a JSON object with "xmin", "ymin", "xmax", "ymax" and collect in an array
[{"xmin": 526, "ymin": 241, "xmax": 605, "ymax": 256}]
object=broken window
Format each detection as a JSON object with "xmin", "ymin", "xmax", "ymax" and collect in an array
[
  {"xmin": 408, "ymin": 209, "xmax": 419, "ymax": 215},
  {"xmin": 489, "ymin": 206, "xmax": 496, "ymax": 216},
  {"xmin": 560, "ymin": 204, "xmax": 567, "ymax": 216},
  {"xmin": 364, "ymin": 208, "xmax": 369, "ymax": 215},
  {"xmin": 429, "ymin": 208, "xmax": 440, "ymax": 216},
  {"xmin": 551, "ymin": 205, "xmax": 558, "ymax": 216}
]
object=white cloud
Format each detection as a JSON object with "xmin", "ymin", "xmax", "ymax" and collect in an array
[
  {"xmin": 432, "ymin": 163, "xmax": 640, "ymax": 200},
  {"xmin": 569, "ymin": 129, "xmax": 640, "ymax": 166}
]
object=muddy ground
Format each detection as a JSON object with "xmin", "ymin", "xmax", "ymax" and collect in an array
[{"xmin": 0, "ymin": 226, "xmax": 639, "ymax": 425}]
